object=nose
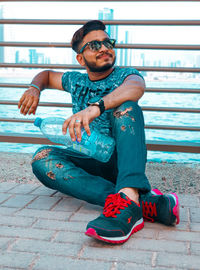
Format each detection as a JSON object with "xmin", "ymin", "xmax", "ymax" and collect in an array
[{"xmin": 99, "ymin": 43, "xmax": 108, "ymax": 52}]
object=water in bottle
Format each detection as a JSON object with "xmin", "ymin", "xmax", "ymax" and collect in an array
[{"xmin": 34, "ymin": 117, "xmax": 115, "ymax": 163}]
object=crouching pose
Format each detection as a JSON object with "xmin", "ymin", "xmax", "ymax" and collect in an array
[{"xmin": 18, "ymin": 20, "xmax": 179, "ymax": 244}]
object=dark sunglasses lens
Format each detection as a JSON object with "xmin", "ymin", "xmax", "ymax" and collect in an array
[
  {"xmin": 104, "ymin": 39, "xmax": 115, "ymax": 49},
  {"xmin": 89, "ymin": 41, "xmax": 102, "ymax": 51}
]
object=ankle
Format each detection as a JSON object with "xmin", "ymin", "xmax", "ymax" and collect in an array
[{"xmin": 119, "ymin": 188, "xmax": 139, "ymax": 204}]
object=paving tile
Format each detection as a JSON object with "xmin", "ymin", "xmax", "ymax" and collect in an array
[
  {"xmin": 12, "ymin": 239, "xmax": 80, "ymax": 257},
  {"xmin": 2, "ymin": 194, "xmax": 36, "ymax": 208},
  {"xmin": 33, "ymin": 256, "xmax": 111, "ymax": 270},
  {"xmin": 52, "ymin": 197, "xmax": 83, "ymax": 212},
  {"xmin": 0, "ymin": 237, "xmax": 13, "ymax": 250},
  {"xmin": 0, "ymin": 182, "xmax": 19, "ymax": 192},
  {"xmin": 30, "ymin": 185, "xmax": 56, "ymax": 196},
  {"xmin": 0, "ymin": 207, "xmax": 17, "ymax": 215},
  {"xmin": 33, "ymin": 219, "xmax": 86, "ymax": 232},
  {"xmin": 190, "ymin": 207, "xmax": 200, "ymax": 223},
  {"xmin": 7, "ymin": 184, "xmax": 39, "ymax": 194},
  {"xmin": 190, "ymin": 242, "xmax": 200, "ymax": 256},
  {"xmin": 178, "ymin": 194, "xmax": 199, "ymax": 207},
  {"xmin": 16, "ymin": 208, "xmax": 71, "ymax": 221},
  {"xmin": 0, "ymin": 216, "xmax": 35, "ymax": 227},
  {"xmin": 0, "ymin": 226, "xmax": 53, "ymax": 241},
  {"xmin": 81, "ymin": 246, "xmax": 152, "ymax": 264},
  {"xmin": 117, "ymin": 262, "xmax": 181, "ymax": 270},
  {"xmin": 27, "ymin": 196, "xmax": 61, "ymax": 210},
  {"xmin": 0, "ymin": 251, "xmax": 36, "ymax": 269},
  {"xmin": 122, "ymin": 238, "xmax": 188, "ymax": 254},
  {"xmin": 158, "ymin": 230, "xmax": 200, "ymax": 242},
  {"xmin": 0, "ymin": 193, "xmax": 12, "ymax": 204},
  {"xmin": 157, "ymin": 252, "xmax": 200, "ymax": 269},
  {"xmin": 70, "ymin": 212, "xmax": 99, "ymax": 222},
  {"xmin": 54, "ymin": 231, "xmax": 88, "ymax": 245},
  {"xmin": 190, "ymin": 223, "xmax": 200, "ymax": 232}
]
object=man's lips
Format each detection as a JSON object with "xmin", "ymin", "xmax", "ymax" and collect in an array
[{"xmin": 96, "ymin": 53, "xmax": 112, "ymax": 60}]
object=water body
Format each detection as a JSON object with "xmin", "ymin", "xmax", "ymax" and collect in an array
[{"xmin": 0, "ymin": 74, "xmax": 199, "ymax": 163}]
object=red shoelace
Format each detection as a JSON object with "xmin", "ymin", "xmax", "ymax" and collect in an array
[
  {"xmin": 142, "ymin": 201, "xmax": 157, "ymax": 222},
  {"xmin": 103, "ymin": 193, "xmax": 132, "ymax": 218}
]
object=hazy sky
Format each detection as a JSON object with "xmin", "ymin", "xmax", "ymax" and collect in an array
[{"xmin": 1, "ymin": 1, "xmax": 200, "ymax": 66}]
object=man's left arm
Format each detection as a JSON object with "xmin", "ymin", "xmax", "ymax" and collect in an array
[
  {"xmin": 62, "ymin": 74, "xmax": 145, "ymax": 141},
  {"xmin": 103, "ymin": 74, "xmax": 145, "ymax": 111}
]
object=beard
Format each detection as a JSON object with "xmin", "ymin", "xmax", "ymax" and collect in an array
[{"xmin": 83, "ymin": 54, "xmax": 116, "ymax": 73}]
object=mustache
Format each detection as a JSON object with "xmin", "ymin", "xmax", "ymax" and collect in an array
[{"xmin": 96, "ymin": 52, "xmax": 113, "ymax": 59}]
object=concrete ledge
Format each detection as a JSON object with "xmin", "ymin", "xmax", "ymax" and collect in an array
[{"xmin": 1, "ymin": 152, "xmax": 200, "ymax": 194}]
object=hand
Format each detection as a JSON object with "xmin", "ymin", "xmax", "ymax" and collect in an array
[
  {"xmin": 62, "ymin": 105, "xmax": 101, "ymax": 142},
  {"xmin": 18, "ymin": 87, "xmax": 40, "ymax": 115}
]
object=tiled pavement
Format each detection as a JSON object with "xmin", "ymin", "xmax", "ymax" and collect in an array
[{"xmin": 0, "ymin": 182, "xmax": 200, "ymax": 270}]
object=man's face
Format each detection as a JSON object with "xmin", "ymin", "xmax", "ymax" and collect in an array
[{"xmin": 78, "ymin": 30, "xmax": 116, "ymax": 72}]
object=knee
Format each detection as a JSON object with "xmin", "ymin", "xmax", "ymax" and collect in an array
[
  {"xmin": 112, "ymin": 101, "xmax": 142, "ymax": 124},
  {"xmin": 115, "ymin": 101, "xmax": 138, "ymax": 112},
  {"xmin": 31, "ymin": 146, "xmax": 53, "ymax": 165}
]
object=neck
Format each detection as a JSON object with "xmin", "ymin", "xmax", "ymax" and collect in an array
[{"xmin": 87, "ymin": 67, "xmax": 114, "ymax": 81}]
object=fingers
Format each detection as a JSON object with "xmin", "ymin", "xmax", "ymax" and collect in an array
[
  {"xmin": 62, "ymin": 116, "xmax": 91, "ymax": 142},
  {"xmin": 18, "ymin": 89, "xmax": 40, "ymax": 115},
  {"xmin": 82, "ymin": 118, "xmax": 91, "ymax": 136}
]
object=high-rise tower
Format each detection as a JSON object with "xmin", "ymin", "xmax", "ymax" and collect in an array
[{"xmin": 0, "ymin": 5, "xmax": 4, "ymax": 63}]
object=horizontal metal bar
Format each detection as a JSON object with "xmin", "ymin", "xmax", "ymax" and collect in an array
[
  {"xmin": 146, "ymin": 140, "xmax": 200, "ymax": 153},
  {"xmin": 145, "ymin": 125, "xmax": 200, "ymax": 131},
  {"xmin": 0, "ymin": 132, "xmax": 199, "ymax": 153},
  {"xmin": 142, "ymin": 106, "xmax": 200, "ymax": 113},
  {"xmin": 1, "ymin": 63, "xmax": 200, "ymax": 73},
  {"xmin": 145, "ymin": 88, "xmax": 200, "ymax": 93},
  {"xmin": 1, "ymin": 118, "xmax": 200, "ymax": 131},
  {"xmin": 1, "ymin": 100, "xmax": 199, "ymax": 113},
  {"xmin": 1, "ymin": 42, "xmax": 200, "ymax": 50},
  {"xmin": 0, "ymin": 19, "xmax": 200, "ymax": 26},
  {"xmin": 0, "ymin": 83, "xmax": 200, "ymax": 94},
  {"xmin": 2, "ymin": 0, "xmax": 200, "ymax": 2}
]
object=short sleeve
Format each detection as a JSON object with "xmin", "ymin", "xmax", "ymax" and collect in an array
[
  {"xmin": 62, "ymin": 72, "xmax": 71, "ymax": 93},
  {"xmin": 122, "ymin": 68, "xmax": 144, "ymax": 82}
]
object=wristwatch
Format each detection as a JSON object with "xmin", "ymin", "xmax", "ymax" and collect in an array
[{"xmin": 88, "ymin": 97, "xmax": 105, "ymax": 115}]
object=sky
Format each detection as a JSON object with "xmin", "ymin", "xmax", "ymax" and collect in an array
[{"xmin": 1, "ymin": 1, "xmax": 200, "ymax": 66}]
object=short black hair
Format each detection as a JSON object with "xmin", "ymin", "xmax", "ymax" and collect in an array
[{"xmin": 71, "ymin": 20, "xmax": 107, "ymax": 53}]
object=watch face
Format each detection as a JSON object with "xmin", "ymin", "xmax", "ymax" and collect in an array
[{"xmin": 88, "ymin": 96, "xmax": 101, "ymax": 104}]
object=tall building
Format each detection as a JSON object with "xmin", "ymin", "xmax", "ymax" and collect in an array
[
  {"xmin": 0, "ymin": 5, "xmax": 4, "ymax": 63},
  {"xmin": 98, "ymin": 8, "xmax": 118, "ymax": 40},
  {"xmin": 98, "ymin": 8, "xmax": 132, "ymax": 67}
]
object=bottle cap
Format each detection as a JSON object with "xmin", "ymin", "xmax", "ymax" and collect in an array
[{"xmin": 34, "ymin": 117, "xmax": 42, "ymax": 127}]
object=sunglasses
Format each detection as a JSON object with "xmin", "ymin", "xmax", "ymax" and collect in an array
[{"xmin": 79, "ymin": 39, "xmax": 116, "ymax": 54}]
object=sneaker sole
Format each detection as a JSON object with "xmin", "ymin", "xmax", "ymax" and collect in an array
[
  {"xmin": 85, "ymin": 218, "xmax": 144, "ymax": 244},
  {"xmin": 169, "ymin": 193, "xmax": 180, "ymax": 225},
  {"xmin": 152, "ymin": 189, "xmax": 180, "ymax": 225}
]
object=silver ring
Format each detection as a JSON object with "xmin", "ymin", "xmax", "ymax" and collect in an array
[{"xmin": 75, "ymin": 119, "xmax": 81, "ymax": 123}]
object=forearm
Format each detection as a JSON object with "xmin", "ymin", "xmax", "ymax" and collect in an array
[
  {"xmin": 103, "ymin": 75, "xmax": 145, "ymax": 111},
  {"xmin": 30, "ymin": 70, "xmax": 50, "ymax": 91},
  {"xmin": 30, "ymin": 70, "xmax": 64, "ymax": 91}
]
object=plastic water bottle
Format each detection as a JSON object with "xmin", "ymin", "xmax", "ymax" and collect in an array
[{"xmin": 34, "ymin": 117, "xmax": 115, "ymax": 163}]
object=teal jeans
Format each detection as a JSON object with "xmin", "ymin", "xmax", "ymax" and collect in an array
[{"xmin": 32, "ymin": 101, "xmax": 151, "ymax": 206}]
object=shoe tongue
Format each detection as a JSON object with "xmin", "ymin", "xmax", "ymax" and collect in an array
[{"xmin": 119, "ymin": 192, "xmax": 130, "ymax": 201}]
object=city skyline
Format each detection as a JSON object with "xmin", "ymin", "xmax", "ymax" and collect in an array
[{"xmin": 0, "ymin": 4, "xmax": 200, "ymax": 71}]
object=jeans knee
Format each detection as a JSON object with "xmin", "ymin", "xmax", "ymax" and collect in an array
[
  {"xmin": 115, "ymin": 101, "xmax": 138, "ymax": 112},
  {"xmin": 31, "ymin": 146, "xmax": 53, "ymax": 165},
  {"xmin": 112, "ymin": 101, "xmax": 141, "ymax": 123}
]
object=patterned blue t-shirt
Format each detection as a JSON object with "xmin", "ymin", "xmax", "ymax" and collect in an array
[{"xmin": 62, "ymin": 67, "xmax": 143, "ymax": 135}]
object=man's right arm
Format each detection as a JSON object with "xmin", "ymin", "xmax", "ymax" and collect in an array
[{"xmin": 18, "ymin": 70, "xmax": 64, "ymax": 115}]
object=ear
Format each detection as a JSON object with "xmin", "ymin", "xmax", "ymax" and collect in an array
[{"xmin": 76, "ymin": 54, "xmax": 85, "ymax": 67}]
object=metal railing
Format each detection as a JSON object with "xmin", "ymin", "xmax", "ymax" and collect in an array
[{"xmin": 0, "ymin": 1, "xmax": 200, "ymax": 154}]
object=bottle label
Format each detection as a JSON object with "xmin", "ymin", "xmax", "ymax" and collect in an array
[{"xmin": 72, "ymin": 143, "xmax": 92, "ymax": 156}]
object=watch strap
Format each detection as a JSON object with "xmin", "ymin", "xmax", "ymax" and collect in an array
[{"xmin": 98, "ymin": 99, "xmax": 105, "ymax": 115}]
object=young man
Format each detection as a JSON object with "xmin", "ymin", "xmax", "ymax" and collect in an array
[{"xmin": 18, "ymin": 20, "xmax": 179, "ymax": 244}]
